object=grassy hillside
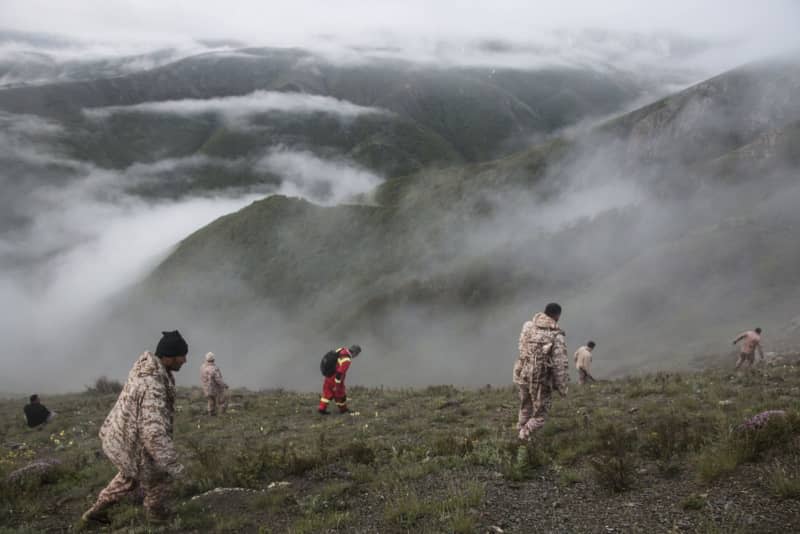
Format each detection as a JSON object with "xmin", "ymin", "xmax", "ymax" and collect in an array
[
  {"xmin": 2, "ymin": 359, "xmax": 800, "ymax": 532},
  {"xmin": 144, "ymin": 136, "xmax": 574, "ymax": 325},
  {"xmin": 597, "ymin": 57, "xmax": 800, "ymax": 167},
  {"xmin": 61, "ymin": 109, "xmax": 464, "ymax": 186},
  {"xmin": 135, "ymin": 56, "xmax": 800, "ymax": 378}
]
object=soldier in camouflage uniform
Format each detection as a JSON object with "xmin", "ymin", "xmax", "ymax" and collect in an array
[
  {"xmin": 513, "ymin": 303, "xmax": 569, "ymax": 441},
  {"xmin": 200, "ymin": 352, "xmax": 228, "ymax": 416},
  {"xmin": 82, "ymin": 331, "xmax": 188, "ymax": 523}
]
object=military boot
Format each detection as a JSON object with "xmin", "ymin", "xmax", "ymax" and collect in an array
[
  {"xmin": 146, "ymin": 506, "xmax": 172, "ymax": 523},
  {"xmin": 81, "ymin": 506, "xmax": 110, "ymax": 525}
]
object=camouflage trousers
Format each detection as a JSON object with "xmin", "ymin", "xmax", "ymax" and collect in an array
[
  {"xmin": 86, "ymin": 471, "xmax": 171, "ymax": 515},
  {"xmin": 517, "ymin": 382, "xmax": 552, "ymax": 440},
  {"xmin": 207, "ymin": 391, "xmax": 228, "ymax": 415},
  {"xmin": 735, "ymin": 352, "xmax": 755, "ymax": 370}
]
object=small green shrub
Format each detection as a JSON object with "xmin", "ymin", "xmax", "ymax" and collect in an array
[
  {"xmin": 681, "ymin": 494, "xmax": 706, "ymax": 511},
  {"xmin": 287, "ymin": 511, "xmax": 350, "ymax": 534},
  {"xmin": 423, "ymin": 385, "xmax": 459, "ymax": 397},
  {"xmin": 340, "ymin": 441, "xmax": 376, "ymax": 465},
  {"xmin": 730, "ymin": 413, "xmax": 798, "ymax": 463},
  {"xmin": 589, "ymin": 424, "xmax": 636, "ymax": 492},
  {"xmin": 694, "ymin": 444, "xmax": 739, "ymax": 483},
  {"xmin": 85, "ymin": 376, "xmax": 123, "ymax": 395},
  {"xmin": 640, "ymin": 411, "xmax": 715, "ymax": 476},
  {"xmin": 383, "ymin": 482, "xmax": 483, "ymax": 531},
  {"xmin": 766, "ymin": 460, "xmax": 800, "ymax": 500},
  {"xmin": 431, "ymin": 435, "xmax": 474, "ymax": 457},
  {"xmin": 252, "ymin": 488, "xmax": 298, "ymax": 512},
  {"xmin": 384, "ymin": 490, "xmax": 426, "ymax": 528},
  {"xmin": 499, "ymin": 440, "xmax": 547, "ymax": 481},
  {"xmin": 448, "ymin": 510, "xmax": 476, "ymax": 534},
  {"xmin": 467, "ymin": 439, "xmax": 501, "ymax": 467},
  {"xmin": 558, "ymin": 468, "xmax": 583, "ymax": 486}
]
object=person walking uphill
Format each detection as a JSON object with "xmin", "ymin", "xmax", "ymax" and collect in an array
[
  {"xmin": 319, "ymin": 345, "xmax": 361, "ymax": 415},
  {"xmin": 200, "ymin": 352, "xmax": 228, "ymax": 416},
  {"xmin": 574, "ymin": 341, "xmax": 596, "ymax": 385},
  {"xmin": 513, "ymin": 303, "xmax": 569, "ymax": 441},
  {"xmin": 733, "ymin": 327, "xmax": 764, "ymax": 370},
  {"xmin": 82, "ymin": 331, "xmax": 188, "ymax": 524}
]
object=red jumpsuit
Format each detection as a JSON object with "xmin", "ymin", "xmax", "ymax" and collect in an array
[{"xmin": 319, "ymin": 347, "xmax": 353, "ymax": 413}]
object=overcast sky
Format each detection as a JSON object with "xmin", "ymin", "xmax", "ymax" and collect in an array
[{"xmin": 2, "ymin": 0, "xmax": 798, "ymax": 61}]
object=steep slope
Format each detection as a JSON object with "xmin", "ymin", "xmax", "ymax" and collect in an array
[
  {"xmin": 599, "ymin": 56, "xmax": 800, "ymax": 166},
  {"xmin": 3, "ymin": 366, "xmax": 800, "ymax": 532},
  {"xmin": 135, "ymin": 56, "xmax": 800, "ymax": 380}
]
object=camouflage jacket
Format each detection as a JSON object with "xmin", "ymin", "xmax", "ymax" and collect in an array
[
  {"xmin": 99, "ymin": 351, "xmax": 183, "ymax": 479},
  {"xmin": 200, "ymin": 361, "xmax": 227, "ymax": 397},
  {"xmin": 513, "ymin": 312, "xmax": 569, "ymax": 394}
]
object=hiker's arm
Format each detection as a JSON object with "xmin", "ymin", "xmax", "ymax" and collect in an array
[
  {"xmin": 732, "ymin": 333, "xmax": 746, "ymax": 345},
  {"xmin": 552, "ymin": 334, "xmax": 569, "ymax": 396},
  {"xmin": 140, "ymin": 383, "xmax": 183, "ymax": 477},
  {"xmin": 518, "ymin": 322, "xmax": 534, "ymax": 357},
  {"xmin": 335, "ymin": 359, "xmax": 351, "ymax": 384},
  {"xmin": 214, "ymin": 368, "xmax": 227, "ymax": 389}
]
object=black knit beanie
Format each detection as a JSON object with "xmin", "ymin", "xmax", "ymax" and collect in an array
[{"xmin": 155, "ymin": 330, "xmax": 188, "ymax": 358}]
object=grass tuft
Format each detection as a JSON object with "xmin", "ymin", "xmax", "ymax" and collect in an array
[{"xmin": 766, "ymin": 460, "xmax": 800, "ymax": 500}]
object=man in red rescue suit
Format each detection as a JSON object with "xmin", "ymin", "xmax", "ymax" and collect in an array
[{"xmin": 319, "ymin": 344, "xmax": 361, "ymax": 415}]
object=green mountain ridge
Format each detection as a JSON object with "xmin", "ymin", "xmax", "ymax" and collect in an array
[
  {"xmin": 134, "ymin": 57, "xmax": 800, "ymax": 381},
  {"xmin": 0, "ymin": 47, "xmax": 646, "ymax": 208},
  {"xmin": 0, "ymin": 47, "xmax": 638, "ymax": 163}
]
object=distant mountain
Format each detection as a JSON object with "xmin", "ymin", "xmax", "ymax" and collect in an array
[
  {"xmin": 136, "ymin": 57, "xmax": 800, "ymax": 379},
  {"xmin": 0, "ymin": 46, "xmax": 645, "ymax": 204},
  {"xmin": 0, "ymin": 47, "xmax": 637, "ymax": 155},
  {"xmin": 599, "ymin": 57, "xmax": 800, "ymax": 165}
]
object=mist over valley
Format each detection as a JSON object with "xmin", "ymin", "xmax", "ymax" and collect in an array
[{"xmin": 1, "ymin": 2, "xmax": 799, "ymax": 394}]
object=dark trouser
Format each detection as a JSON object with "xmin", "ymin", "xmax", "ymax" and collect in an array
[
  {"xmin": 578, "ymin": 368, "xmax": 589, "ymax": 384},
  {"xmin": 206, "ymin": 392, "xmax": 227, "ymax": 415},
  {"xmin": 735, "ymin": 352, "xmax": 755, "ymax": 370}
]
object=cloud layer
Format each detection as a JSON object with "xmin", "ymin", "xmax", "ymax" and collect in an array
[
  {"xmin": 84, "ymin": 90, "xmax": 387, "ymax": 121},
  {"xmin": 2, "ymin": 1, "xmax": 799, "ymax": 73},
  {"xmin": 0, "ymin": 107, "xmax": 387, "ymax": 392},
  {"xmin": 258, "ymin": 149, "xmax": 383, "ymax": 205}
]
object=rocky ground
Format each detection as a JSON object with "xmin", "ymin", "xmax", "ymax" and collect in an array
[{"xmin": 2, "ymin": 355, "xmax": 800, "ymax": 533}]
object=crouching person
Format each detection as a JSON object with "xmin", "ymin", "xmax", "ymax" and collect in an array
[
  {"xmin": 201, "ymin": 352, "xmax": 228, "ymax": 415},
  {"xmin": 513, "ymin": 303, "xmax": 569, "ymax": 441},
  {"xmin": 82, "ymin": 331, "xmax": 188, "ymax": 524},
  {"xmin": 24, "ymin": 394, "xmax": 55, "ymax": 428}
]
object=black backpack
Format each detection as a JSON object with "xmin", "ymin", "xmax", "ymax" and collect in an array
[{"xmin": 320, "ymin": 350, "xmax": 339, "ymax": 377}]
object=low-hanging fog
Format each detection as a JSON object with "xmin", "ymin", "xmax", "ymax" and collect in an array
[
  {"xmin": 0, "ymin": 106, "xmax": 389, "ymax": 392},
  {"xmin": 1, "ymin": 1, "xmax": 799, "ymax": 394}
]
